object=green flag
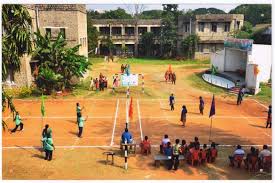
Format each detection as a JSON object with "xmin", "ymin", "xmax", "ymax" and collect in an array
[
  {"xmin": 41, "ymin": 94, "xmax": 45, "ymax": 117},
  {"xmin": 211, "ymin": 65, "xmax": 217, "ymax": 75}
]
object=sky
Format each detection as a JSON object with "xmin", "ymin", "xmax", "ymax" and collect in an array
[{"xmin": 86, "ymin": 4, "xmax": 240, "ymax": 14}]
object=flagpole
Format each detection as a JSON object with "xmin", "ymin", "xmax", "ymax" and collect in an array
[{"xmin": 208, "ymin": 117, "xmax": 213, "ymax": 142}]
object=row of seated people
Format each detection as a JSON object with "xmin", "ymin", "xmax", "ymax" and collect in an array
[
  {"xmin": 228, "ymin": 144, "xmax": 272, "ymax": 172},
  {"xmin": 160, "ymin": 135, "xmax": 218, "ymax": 167}
]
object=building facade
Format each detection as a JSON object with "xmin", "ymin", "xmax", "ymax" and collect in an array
[
  {"xmin": 178, "ymin": 14, "xmax": 244, "ymax": 59},
  {"xmin": 5, "ymin": 4, "xmax": 88, "ymax": 87},
  {"xmin": 92, "ymin": 19, "xmax": 161, "ymax": 56}
]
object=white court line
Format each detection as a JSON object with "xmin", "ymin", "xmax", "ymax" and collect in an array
[
  {"xmin": 2, "ymin": 144, "xmax": 272, "ymax": 150},
  {"xmin": 12, "ymin": 116, "xmax": 113, "ymax": 119},
  {"xmin": 110, "ymin": 99, "xmax": 119, "ymax": 146},
  {"xmin": 4, "ymin": 136, "xmax": 110, "ymax": 139},
  {"xmin": 146, "ymin": 116, "xmax": 266, "ymax": 119},
  {"xmin": 250, "ymin": 99, "xmax": 268, "ymax": 109},
  {"xmin": 137, "ymin": 99, "xmax": 143, "ymax": 141}
]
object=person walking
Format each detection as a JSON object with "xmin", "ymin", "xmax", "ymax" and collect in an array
[
  {"xmin": 172, "ymin": 72, "xmax": 176, "ymax": 85},
  {"xmin": 180, "ymin": 105, "xmax": 188, "ymax": 127},
  {"xmin": 169, "ymin": 94, "xmax": 175, "ymax": 111},
  {"xmin": 237, "ymin": 88, "xmax": 244, "ymax": 105},
  {"xmin": 10, "ymin": 111, "xmax": 24, "ymax": 133},
  {"xmin": 266, "ymin": 105, "xmax": 272, "ymax": 128},
  {"xmin": 199, "ymin": 96, "xmax": 205, "ymax": 115}
]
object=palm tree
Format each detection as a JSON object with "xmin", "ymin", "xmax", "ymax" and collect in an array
[{"xmin": 2, "ymin": 5, "xmax": 33, "ymax": 130}]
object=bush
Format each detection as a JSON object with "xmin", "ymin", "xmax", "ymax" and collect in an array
[{"xmin": 4, "ymin": 86, "xmax": 33, "ymax": 98}]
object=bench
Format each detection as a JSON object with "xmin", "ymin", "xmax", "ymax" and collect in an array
[
  {"xmin": 103, "ymin": 151, "xmax": 115, "ymax": 165},
  {"xmin": 154, "ymin": 154, "xmax": 185, "ymax": 167}
]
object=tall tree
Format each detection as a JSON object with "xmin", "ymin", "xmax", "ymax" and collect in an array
[
  {"xmin": 2, "ymin": 4, "xmax": 33, "ymax": 129},
  {"xmin": 181, "ymin": 34, "xmax": 200, "ymax": 59},
  {"xmin": 87, "ymin": 11, "xmax": 99, "ymax": 55},
  {"xmin": 140, "ymin": 32, "xmax": 155, "ymax": 56},
  {"xmin": 101, "ymin": 8, "xmax": 132, "ymax": 19},
  {"xmin": 192, "ymin": 8, "xmax": 226, "ymax": 15},
  {"xmin": 139, "ymin": 10, "xmax": 163, "ymax": 19},
  {"xmin": 160, "ymin": 4, "xmax": 178, "ymax": 58},
  {"xmin": 229, "ymin": 4, "xmax": 271, "ymax": 26}
]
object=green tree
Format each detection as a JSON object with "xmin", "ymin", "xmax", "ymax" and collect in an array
[
  {"xmin": 141, "ymin": 32, "xmax": 155, "ymax": 56},
  {"xmin": 2, "ymin": 5, "xmax": 33, "ymax": 130},
  {"xmin": 251, "ymin": 27, "xmax": 271, "ymax": 45},
  {"xmin": 181, "ymin": 34, "xmax": 200, "ymax": 59},
  {"xmin": 101, "ymin": 8, "xmax": 132, "ymax": 19},
  {"xmin": 87, "ymin": 12, "xmax": 99, "ymax": 56},
  {"xmin": 229, "ymin": 4, "xmax": 271, "ymax": 26},
  {"xmin": 160, "ymin": 4, "xmax": 178, "ymax": 58},
  {"xmin": 192, "ymin": 8, "xmax": 226, "ymax": 15},
  {"xmin": 231, "ymin": 21, "xmax": 253, "ymax": 39},
  {"xmin": 101, "ymin": 36, "xmax": 115, "ymax": 55},
  {"xmin": 33, "ymin": 31, "xmax": 90, "ymax": 91},
  {"xmin": 139, "ymin": 10, "xmax": 163, "ymax": 19}
]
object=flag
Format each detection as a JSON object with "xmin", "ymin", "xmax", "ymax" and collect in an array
[
  {"xmin": 209, "ymin": 95, "xmax": 215, "ymax": 118},
  {"xmin": 168, "ymin": 65, "xmax": 172, "ymax": 72},
  {"xmin": 128, "ymin": 97, "xmax": 133, "ymax": 120},
  {"xmin": 211, "ymin": 65, "xmax": 217, "ymax": 75},
  {"xmin": 41, "ymin": 94, "xmax": 45, "ymax": 117},
  {"xmin": 254, "ymin": 65, "xmax": 260, "ymax": 76}
]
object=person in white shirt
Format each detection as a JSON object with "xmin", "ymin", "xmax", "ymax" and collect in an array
[
  {"xmin": 160, "ymin": 134, "xmax": 170, "ymax": 153},
  {"xmin": 258, "ymin": 145, "xmax": 272, "ymax": 169},
  {"xmin": 229, "ymin": 145, "xmax": 245, "ymax": 166}
]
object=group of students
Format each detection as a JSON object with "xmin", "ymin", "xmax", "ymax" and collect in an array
[
  {"xmin": 89, "ymin": 73, "xmax": 108, "ymax": 92},
  {"xmin": 164, "ymin": 71, "xmax": 176, "ymax": 84},
  {"xmin": 159, "ymin": 135, "xmax": 218, "ymax": 170},
  {"xmin": 228, "ymin": 144, "xmax": 272, "ymax": 171},
  {"xmin": 169, "ymin": 94, "xmax": 205, "ymax": 127}
]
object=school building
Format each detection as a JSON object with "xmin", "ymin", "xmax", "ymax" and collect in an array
[
  {"xmin": 91, "ymin": 19, "xmax": 161, "ymax": 57},
  {"xmin": 177, "ymin": 14, "xmax": 244, "ymax": 60},
  {"xmin": 4, "ymin": 4, "xmax": 88, "ymax": 87}
]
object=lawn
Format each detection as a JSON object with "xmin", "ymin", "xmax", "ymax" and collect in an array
[{"xmin": 252, "ymin": 83, "xmax": 272, "ymax": 105}]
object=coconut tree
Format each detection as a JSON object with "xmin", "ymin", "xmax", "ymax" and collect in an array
[{"xmin": 2, "ymin": 5, "xmax": 33, "ymax": 130}]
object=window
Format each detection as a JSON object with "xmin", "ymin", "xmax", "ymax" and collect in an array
[
  {"xmin": 224, "ymin": 22, "xmax": 230, "ymax": 32},
  {"xmin": 184, "ymin": 24, "xmax": 190, "ymax": 32},
  {"xmin": 236, "ymin": 21, "xmax": 240, "ymax": 29},
  {"xmin": 197, "ymin": 44, "xmax": 204, "ymax": 52},
  {"xmin": 198, "ymin": 22, "xmax": 205, "ymax": 32},
  {"xmin": 211, "ymin": 23, "xmax": 217, "ymax": 32},
  {"xmin": 60, "ymin": 28, "xmax": 66, "ymax": 39},
  {"xmin": 45, "ymin": 28, "xmax": 51, "ymax": 37}
]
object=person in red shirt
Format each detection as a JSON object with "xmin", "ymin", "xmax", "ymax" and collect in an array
[{"xmin": 140, "ymin": 136, "xmax": 151, "ymax": 155}]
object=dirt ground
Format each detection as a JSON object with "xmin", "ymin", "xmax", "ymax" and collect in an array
[{"xmin": 2, "ymin": 59, "xmax": 272, "ymax": 179}]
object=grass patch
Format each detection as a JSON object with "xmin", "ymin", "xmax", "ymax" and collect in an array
[
  {"xmin": 252, "ymin": 83, "xmax": 271, "ymax": 104},
  {"xmin": 186, "ymin": 72, "xmax": 227, "ymax": 95}
]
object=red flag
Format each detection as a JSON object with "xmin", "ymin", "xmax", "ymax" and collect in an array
[
  {"xmin": 168, "ymin": 65, "xmax": 172, "ymax": 72},
  {"xmin": 128, "ymin": 97, "xmax": 133, "ymax": 120}
]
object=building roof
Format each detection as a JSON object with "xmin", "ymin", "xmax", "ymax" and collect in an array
[
  {"xmin": 179, "ymin": 14, "xmax": 244, "ymax": 22},
  {"xmin": 25, "ymin": 4, "xmax": 86, "ymax": 14},
  {"xmin": 91, "ymin": 19, "xmax": 161, "ymax": 25}
]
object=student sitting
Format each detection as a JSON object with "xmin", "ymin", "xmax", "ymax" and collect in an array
[
  {"xmin": 121, "ymin": 128, "xmax": 133, "ymax": 149},
  {"xmin": 200, "ymin": 144, "xmax": 208, "ymax": 164},
  {"xmin": 164, "ymin": 142, "xmax": 173, "ymax": 170},
  {"xmin": 258, "ymin": 145, "xmax": 272, "ymax": 170},
  {"xmin": 229, "ymin": 145, "xmax": 245, "ymax": 168},
  {"xmin": 193, "ymin": 136, "xmax": 200, "ymax": 147},
  {"xmin": 244, "ymin": 146, "xmax": 258, "ymax": 171},
  {"xmin": 160, "ymin": 134, "xmax": 170, "ymax": 153},
  {"xmin": 140, "ymin": 136, "xmax": 151, "ymax": 155},
  {"xmin": 208, "ymin": 142, "xmax": 218, "ymax": 163}
]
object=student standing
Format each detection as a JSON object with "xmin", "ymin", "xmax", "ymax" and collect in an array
[
  {"xmin": 199, "ymin": 96, "xmax": 205, "ymax": 115},
  {"xmin": 172, "ymin": 72, "xmax": 176, "ymax": 85},
  {"xmin": 11, "ymin": 112, "xmax": 24, "ymax": 133},
  {"xmin": 169, "ymin": 94, "xmax": 175, "ymax": 111},
  {"xmin": 172, "ymin": 139, "xmax": 181, "ymax": 170},
  {"xmin": 180, "ymin": 105, "xmax": 188, "ymax": 127},
  {"xmin": 42, "ymin": 137, "xmax": 55, "ymax": 161},
  {"xmin": 76, "ymin": 103, "xmax": 84, "ymax": 124},
  {"xmin": 95, "ymin": 78, "xmax": 99, "ymax": 92},
  {"xmin": 266, "ymin": 105, "xmax": 272, "ymax": 128},
  {"xmin": 42, "ymin": 124, "xmax": 52, "ymax": 138},
  {"xmin": 78, "ymin": 113, "xmax": 87, "ymax": 138}
]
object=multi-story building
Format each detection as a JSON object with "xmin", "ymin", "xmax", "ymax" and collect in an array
[
  {"xmin": 178, "ymin": 14, "xmax": 244, "ymax": 59},
  {"xmin": 5, "ymin": 4, "xmax": 88, "ymax": 87},
  {"xmin": 91, "ymin": 19, "xmax": 161, "ymax": 56}
]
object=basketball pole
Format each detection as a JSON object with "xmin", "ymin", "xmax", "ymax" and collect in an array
[{"xmin": 208, "ymin": 117, "xmax": 213, "ymax": 142}]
